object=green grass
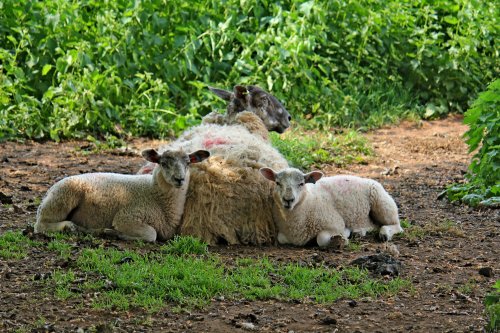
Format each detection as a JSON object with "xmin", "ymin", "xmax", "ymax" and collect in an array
[
  {"xmin": 346, "ymin": 240, "xmax": 363, "ymax": 252},
  {"xmin": 47, "ymin": 239, "xmax": 73, "ymax": 259},
  {"xmin": 485, "ymin": 280, "xmax": 500, "ymax": 332},
  {"xmin": 43, "ymin": 237, "xmax": 410, "ymax": 311},
  {"xmin": 0, "ymin": 232, "xmax": 410, "ymax": 312},
  {"xmin": 161, "ymin": 235, "xmax": 208, "ymax": 256},
  {"xmin": 270, "ymin": 127, "xmax": 373, "ymax": 170},
  {"xmin": 0, "ymin": 230, "xmax": 41, "ymax": 259}
]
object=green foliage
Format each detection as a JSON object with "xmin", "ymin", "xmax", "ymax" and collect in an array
[
  {"xmin": 1, "ymin": 0, "xmax": 498, "ymax": 141},
  {"xmin": 446, "ymin": 79, "xmax": 500, "ymax": 207},
  {"xmin": 270, "ymin": 128, "xmax": 373, "ymax": 169},
  {"xmin": 48, "ymin": 243, "xmax": 410, "ymax": 310},
  {"xmin": 485, "ymin": 280, "xmax": 500, "ymax": 332},
  {"xmin": 0, "ymin": 230, "xmax": 40, "ymax": 259}
]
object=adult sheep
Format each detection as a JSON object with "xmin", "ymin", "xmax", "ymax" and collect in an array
[
  {"xmin": 35, "ymin": 149, "xmax": 210, "ymax": 242},
  {"xmin": 260, "ymin": 167, "xmax": 403, "ymax": 247},
  {"xmin": 137, "ymin": 85, "xmax": 291, "ymax": 174},
  {"xmin": 138, "ymin": 85, "xmax": 291, "ymax": 245},
  {"xmin": 203, "ymin": 85, "xmax": 291, "ymax": 135}
]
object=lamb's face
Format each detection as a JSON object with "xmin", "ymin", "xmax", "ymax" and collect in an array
[
  {"xmin": 157, "ymin": 151, "xmax": 192, "ymax": 188},
  {"xmin": 142, "ymin": 149, "xmax": 210, "ymax": 188},
  {"xmin": 274, "ymin": 169, "xmax": 307, "ymax": 210},
  {"xmin": 260, "ymin": 167, "xmax": 324, "ymax": 211}
]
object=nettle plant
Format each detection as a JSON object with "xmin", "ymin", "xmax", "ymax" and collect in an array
[
  {"xmin": 447, "ymin": 79, "xmax": 500, "ymax": 207},
  {"xmin": 0, "ymin": 0, "xmax": 498, "ymax": 141}
]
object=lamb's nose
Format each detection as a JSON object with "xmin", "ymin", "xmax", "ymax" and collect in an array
[
  {"xmin": 283, "ymin": 198, "xmax": 294, "ymax": 208},
  {"xmin": 174, "ymin": 177, "xmax": 185, "ymax": 186}
]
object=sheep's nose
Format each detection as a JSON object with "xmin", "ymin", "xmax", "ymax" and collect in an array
[
  {"xmin": 283, "ymin": 198, "xmax": 294, "ymax": 209},
  {"xmin": 173, "ymin": 177, "xmax": 185, "ymax": 187}
]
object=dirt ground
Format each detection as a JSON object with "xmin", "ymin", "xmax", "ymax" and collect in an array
[{"xmin": 0, "ymin": 115, "xmax": 498, "ymax": 333}]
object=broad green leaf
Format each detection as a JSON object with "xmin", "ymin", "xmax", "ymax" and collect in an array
[{"xmin": 42, "ymin": 64, "xmax": 53, "ymax": 76}]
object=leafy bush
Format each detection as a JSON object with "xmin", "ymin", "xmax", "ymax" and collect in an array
[
  {"xmin": 0, "ymin": 0, "xmax": 498, "ymax": 141},
  {"xmin": 446, "ymin": 79, "xmax": 499, "ymax": 207}
]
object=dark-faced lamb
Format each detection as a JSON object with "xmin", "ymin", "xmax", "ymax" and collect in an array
[
  {"xmin": 260, "ymin": 167, "xmax": 403, "ymax": 247},
  {"xmin": 34, "ymin": 149, "xmax": 210, "ymax": 242}
]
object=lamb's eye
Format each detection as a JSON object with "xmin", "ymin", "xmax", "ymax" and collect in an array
[
  {"xmin": 276, "ymin": 182, "xmax": 281, "ymax": 186},
  {"xmin": 299, "ymin": 182, "xmax": 305, "ymax": 187}
]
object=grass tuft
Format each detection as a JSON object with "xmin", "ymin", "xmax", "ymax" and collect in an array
[{"xmin": 0, "ymin": 231, "xmax": 41, "ymax": 259}]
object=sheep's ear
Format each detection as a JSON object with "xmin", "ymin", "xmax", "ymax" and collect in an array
[
  {"xmin": 142, "ymin": 149, "xmax": 161, "ymax": 163},
  {"xmin": 234, "ymin": 85, "xmax": 249, "ymax": 100},
  {"xmin": 189, "ymin": 150, "xmax": 210, "ymax": 163},
  {"xmin": 260, "ymin": 167, "xmax": 277, "ymax": 182},
  {"xmin": 208, "ymin": 86, "xmax": 232, "ymax": 101},
  {"xmin": 304, "ymin": 171, "xmax": 323, "ymax": 184}
]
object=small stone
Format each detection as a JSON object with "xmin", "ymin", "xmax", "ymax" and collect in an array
[
  {"xmin": 0, "ymin": 191, "xmax": 13, "ymax": 204},
  {"xmin": 348, "ymin": 300, "xmax": 357, "ymax": 307},
  {"xmin": 20, "ymin": 185, "xmax": 31, "ymax": 192},
  {"xmin": 240, "ymin": 322, "xmax": 257, "ymax": 331},
  {"xmin": 478, "ymin": 267, "xmax": 494, "ymax": 278},
  {"xmin": 350, "ymin": 253, "xmax": 402, "ymax": 276},
  {"xmin": 319, "ymin": 316, "xmax": 337, "ymax": 325}
]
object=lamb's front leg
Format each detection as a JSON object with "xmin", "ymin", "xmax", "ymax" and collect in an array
[
  {"xmin": 112, "ymin": 209, "xmax": 157, "ymax": 242},
  {"xmin": 34, "ymin": 220, "xmax": 78, "ymax": 233},
  {"xmin": 277, "ymin": 232, "xmax": 291, "ymax": 245}
]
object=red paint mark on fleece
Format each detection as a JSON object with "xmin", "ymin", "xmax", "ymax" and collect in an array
[
  {"xmin": 202, "ymin": 137, "xmax": 229, "ymax": 149},
  {"xmin": 138, "ymin": 162, "xmax": 155, "ymax": 175}
]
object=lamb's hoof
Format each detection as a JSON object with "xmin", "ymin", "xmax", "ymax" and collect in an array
[
  {"xmin": 330, "ymin": 235, "xmax": 345, "ymax": 251},
  {"xmin": 378, "ymin": 233, "xmax": 389, "ymax": 242},
  {"xmin": 62, "ymin": 222, "xmax": 78, "ymax": 233}
]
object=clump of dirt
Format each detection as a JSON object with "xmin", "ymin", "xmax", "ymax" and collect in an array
[{"xmin": 0, "ymin": 116, "xmax": 498, "ymax": 332}]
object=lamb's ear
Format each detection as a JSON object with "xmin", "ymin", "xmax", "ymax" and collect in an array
[
  {"xmin": 189, "ymin": 150, "xmax": 210, "ymax": 163},
  {"xmin": 142, "ymin": 149, "xmax": 161, "ymax": 163},
  {"xmin": 260, "ymin": 167, "xmax": 277, "ymax": 182},
  {"xmin": 304, "ymin": 171, "xmax": 323, "ymax": 184},
  {"xmin": 234, "ymin": 85, "xmax": 249, "ymax": 100},
  {"xmin": 208, "ymin": 86, "xmax": 232, "ymax": 101}
]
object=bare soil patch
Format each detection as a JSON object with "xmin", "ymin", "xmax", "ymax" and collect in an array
[{"xmin": 0, "ymin": 115, "xmax": 498, "ymax": 332}]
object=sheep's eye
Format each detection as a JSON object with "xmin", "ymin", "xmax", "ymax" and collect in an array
[
  {"xmin": 299, "ymin": 182, "xmax": 305, "ymax": 187},
  {"xmin": 276, "ymin": 182, "xmax": 281, "ymax": 186}
]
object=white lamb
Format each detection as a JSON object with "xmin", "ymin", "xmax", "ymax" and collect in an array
[
  {"xmin": 260, "ymin": 167, "xmax": 403, "ymax": 247},
  {"xmin": 34, "ymin": 149, "xmax": 210, "ymax": 242}
]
